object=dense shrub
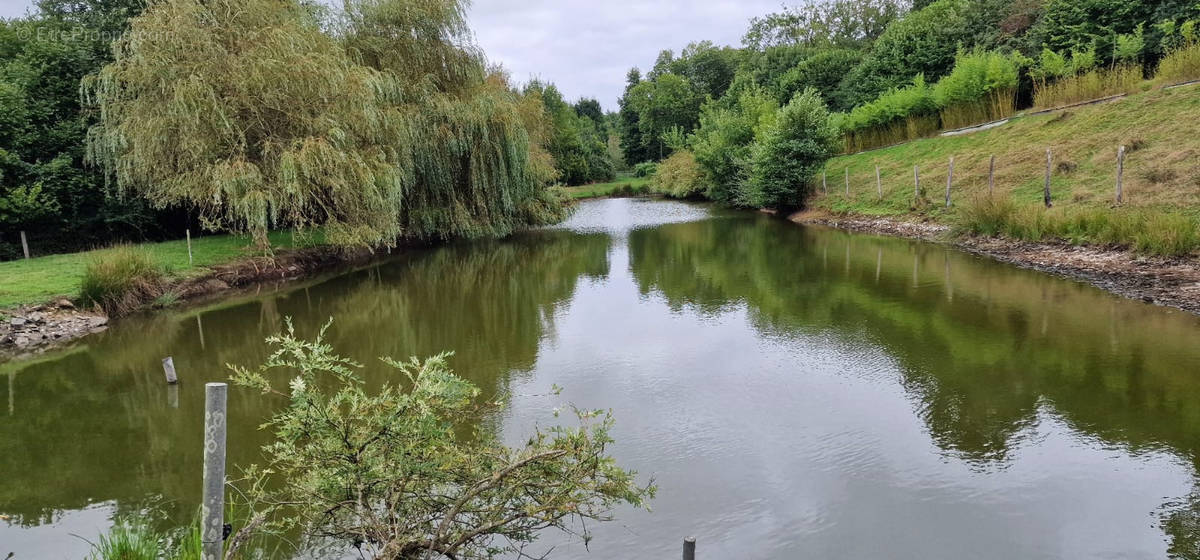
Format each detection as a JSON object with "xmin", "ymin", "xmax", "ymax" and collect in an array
[
  {"xmin": 652, "ymin": 150, "xmax": 709, "ymax": 199},
  {"xmin": 689, "ymin": 84, "xmax": 778, "ymax": 204},
  {"xmin": 632, "ymin": 161, "xmax": 658, "ymax": 177},
  {"xmin": 776, "ymin": 48, "xmax": 864, "ymax": 111},
  {"xmin": 79, "ymin": 246, "xmax": 165, "ymax": 316},
  {"xmin": 834, "ymin": 0, "xmax": 972, "ymax": 108},
  {"xmin": 746, "ymin": 90, "xmax": 840, "ymax": 209}
]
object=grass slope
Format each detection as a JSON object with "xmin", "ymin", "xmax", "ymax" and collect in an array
[
  {"xmin": 562, "ymin": 175, "xmax": 652, "ymax": 199},
  {"xmin": 0, "ymin": 231, "xmax": 319, "ymax": 309},
  {"xmin": 813, "ymin": 85, "xmax": 1200, "ymax": 226}
]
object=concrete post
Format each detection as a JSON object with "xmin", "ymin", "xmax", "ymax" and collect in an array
[{"xmin": 202, "ymin": 383, "xmax": 228, "ymax": 560}]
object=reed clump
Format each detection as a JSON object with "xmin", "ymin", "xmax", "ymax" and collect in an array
[
  {"xmin": 954, "ymin": 195, "xmax": 1200, "ymax": 256},
  {"xmin": 79, "ymin": 245, "xmax": 165, "ymax": 316},
  {"xmin": 1033, "ymin": 65, "xmax": 1143, "ymax": 109},
  {"xmin": 1156, "ymin": 41, "xmax": 1200, "ymax": 84}
]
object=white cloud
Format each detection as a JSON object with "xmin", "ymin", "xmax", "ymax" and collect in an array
[{"xmin": 468, "ymin": 0, "xmax": 779, "ymax": 110}]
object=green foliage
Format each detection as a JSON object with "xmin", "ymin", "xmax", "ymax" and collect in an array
[
  {"xmin": 1115, "ymin": 23, "xmax": 1147, "ymax": 62},
  {"xmin": 746, "ymin": 89, "xmax": 840, "ymax": 209},
  {"xmin": 652, "ymin": 150, "xmax": 708, "ymax": 198},
  {"xmin": 955, "ymin": 195, "xmax": 1200, "ymax": 256},
  {"xmin": 86, "ymin": 520, "xmax": 161, "ymax": 560},
  {"xmin": 632, "ymin": 161, "xmax": 658, "ymax": 177},
  {"xmin": 932, "ymin": 49, "xmax": 1020, "ymax": 129},
  {"xmin": 0, "ymin": 183, "xmax": 60, "ymax": 228},
  {"xmin": 86, "ymin": 0, "xmax": 564, "ymax": 250},
  {"xmin": 834, "ymin": 0, "xmax": 972, "ymax": 108},
  {"xmin": 0, "ymin": 3, "xmax": 183, "ymax": 261},
  {"xmin": 618, "ymin": 68, "xmax": 653, "ymax": 165},
  {"xmin": 839, "ymin": 75, "xmax": 939, "ymax": 152},
  {"xmin": 688, "ymin": 84, "xmax": 778, "ymax": 203},
  {"xmin": 79, "ymin": 245, "xmax": 164, "ymax": 316},
  {"xmin": 524, "ymin": 81, "xmax": 615, "ymax": 186},
  {"xmin": 625, "ymin": 73, "xmax": 703, "ymax": 160},
  {"xmin": 1035, "ymin": 0, "xmax": 1154, "ymax": 65},
  {"xmin": 228, "ymin": 323, "xmax": 654, "ymax": 558},
  {"xmin": 1156, "ymin": 28, "xmax": 1200, "ymax": 83},
  {"xmin": 742, "ymin": 0, "xmax": 906, "ymax": 51},
  {"xmin": 775, "ymin": 48, "xmax": 864, "ymax": 111},
  {"xmin": 660, "ymin": 41, "xmax": 744, "ymax": 100}
]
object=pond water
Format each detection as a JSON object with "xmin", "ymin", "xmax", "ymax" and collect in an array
[{"xmin": 3, "ymin": 198, "xmax": 1200, "ymax": 559}]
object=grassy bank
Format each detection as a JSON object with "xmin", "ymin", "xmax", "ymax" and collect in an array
[
  {"xmin": 810, "ymin": 84, "xmax": 1200, "ymax": 255},
  {"xmin": 562, "ymin": 175, "xmax": 653, "ymax": 199},
  {"xmin": 0, "ymin": 231, "xmax": 321, "ymax": 309}
]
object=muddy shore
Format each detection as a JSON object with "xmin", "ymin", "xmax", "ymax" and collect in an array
[
  {"xmin": 790, "ymin": 211, "xmax": 1200, "ymax": 315},
  {"xmin": 0, "ymin": 246, "xmax": 379, "ymax": 361}
]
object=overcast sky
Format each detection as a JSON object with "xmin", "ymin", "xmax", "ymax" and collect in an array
[{"xmin": 0, "ymin": 0, "xmax": 782, "ymax": 110}]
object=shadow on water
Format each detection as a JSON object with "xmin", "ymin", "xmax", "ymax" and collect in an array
[
  {"xmin": 0, "ymin": 229, "xmax": 610, "ymax": 557},
  {"xmin": 3, "ymin": 198, "xmax": 1200, "ymax": 559},
  {"xmin": 628, "ymin": 213, "xmax": 1200, "ymax": 558}
]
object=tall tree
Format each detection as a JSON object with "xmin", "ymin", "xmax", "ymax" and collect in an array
[
  {"xmin": 87, "ymin": 0, "xmax": 564, "ymax": 248},
  {"xmin": 742, "ymin": 0, "xmax": 907, "ymax": 51},
  {"xmin": 617, "ymin": 67, "xmax": 651, "ymax": 164}
]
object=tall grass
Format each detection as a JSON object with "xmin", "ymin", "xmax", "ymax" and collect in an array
[
  {"xmin": 839, "ymin": 75, "xmax": 939, "ymax": 152},
  {"xmin": 933, "ymin": 50, "xmax": 1020, "ymax": 129},
  {"xmin": 79, "ymin": 245, "xmax": 165, "ymax": 316},
  {"xmin": 86, "ymin": 521, "xmax": 161, "ymax": 560},
  {"xmin": 1033, "ymin": 64, "xmax": 1143, "ymax": 109},
  {"xmin": 954, "ymin": 194, "xmax": 1200, "ymax": 256},
  {"xmin": 1156, "ymin": 42, "xmax": 1200, "ymax": 84},
  {"xmin": 841, "ymin": 50, "xmax": 1021, "ymax": 151}
]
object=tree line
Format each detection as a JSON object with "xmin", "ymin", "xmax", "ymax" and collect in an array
[
  {"xmin": 617, "ymin": 0, "xmax": 1200, "ymax": 209},
  {"xmin": 0, "ymin": 0, "xmax": 618, "ymax": 259}
]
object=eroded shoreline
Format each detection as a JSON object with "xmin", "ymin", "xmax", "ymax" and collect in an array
[
  {"xmin": 0, "ymin": 246, "xmax": 381, "ymax": 361},
  {"xmin": 790, "ymin": 210, "xmax": 1200, "ymax": 316}
]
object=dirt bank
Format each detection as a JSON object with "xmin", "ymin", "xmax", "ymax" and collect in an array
[
  {"xmin": 790, "ymin": 210, "xmax": 1200, "ymax": 315},
  {"xmin": 0, "ymin": 246, "xmax": 379, "ymax": 361}
]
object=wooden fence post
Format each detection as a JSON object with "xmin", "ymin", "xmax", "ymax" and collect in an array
[
  {"xmin": 844, "ymin": 167, "xmax": 850, "ymax": 197},
  {"xmin": 988, "ymin": 154, "xmax": 995, "ymax": 196},
  {"xmin": 162, "ymin": 357, "xmax": 178, "ymax": 384},
  {"xmin": 20, "ymin": 231, "xmax": 29, "ymax": 260},
  {"xmin": 1044, "ymin": 148, "xmax": 1053, "ymax": 208},
  {"xmin": 822, "ymin": 171, "xmax": 827, "ymax": 195},
  {"xmin": 202, "ymin": 383, "xmax": 228, "ymax": 560},
  {"xmin": 683, "ymin": 537, "xmax": 696, "ymax": 560},
  {"xmin": 875, "ymin": 165, "xmax": 882, "ymax": 200},
  {"xmin": 186, "ymin": 229, "xmax": 193, "ymax": 267},
  {"xmin": 945, "ymin": 157, "xmax": 954, "ymax": 208},
  {"xmin": 1115, "ymin": 145, "xmax": 1125, "ymax": 204}
]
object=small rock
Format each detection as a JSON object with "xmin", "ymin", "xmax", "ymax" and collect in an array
[
  {"xmin": 56, "ymin": 299, "xmax": 75, "ymax": 309},
  {"xmin": 10, "ymin": 318, "xmax": 26, "ymax": 328},
  {"xmin": 27, "ymin": 312, "xmax": 44, "ymax": 323}
]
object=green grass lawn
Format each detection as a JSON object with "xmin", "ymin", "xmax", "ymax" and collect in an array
[
  {"xmin": 562, "ymin": 175, "xmax": 653, "ymax": 199},
  {"xmin": 0, "ymin": 230, "xmax": 321, "ymax": 309}
]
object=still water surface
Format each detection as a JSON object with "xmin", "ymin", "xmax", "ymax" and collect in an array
[{"xmin": 3, "ymin": 199, "xmax": 1200, "ymax": 559}]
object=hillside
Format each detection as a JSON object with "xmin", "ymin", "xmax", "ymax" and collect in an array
[{"xmin": 809, "ymin": 85, "xmax": 1200, "ymax": 250}]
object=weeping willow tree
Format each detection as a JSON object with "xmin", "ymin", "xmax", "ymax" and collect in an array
[{"xmin": 86, "ymin": 0, "xmax": 568, "ymax": 248}]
